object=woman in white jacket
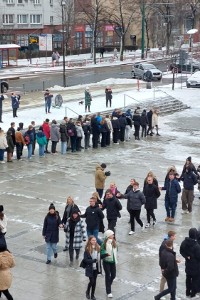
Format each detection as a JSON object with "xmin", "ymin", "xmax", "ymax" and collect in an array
[
  {"xmin": 152, "ymin": 109, "xmax": 160, "ymax": 136},
  {"xmin": 0, "ymin": 129, "xmax": 8, "ymax": 163}
]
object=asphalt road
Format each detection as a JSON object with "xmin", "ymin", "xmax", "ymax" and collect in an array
[{"xmin": 8, "ymin": 59, "xmax": 174, "ymax": 92}]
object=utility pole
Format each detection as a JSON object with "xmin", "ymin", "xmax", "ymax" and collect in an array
[
  {"xmin": 61, "ymin": 0, "xmax": 66, "ymax": 87},
  {"xmin": 141, "ymin": 0, "xmax": 145, "ymax": 59}
]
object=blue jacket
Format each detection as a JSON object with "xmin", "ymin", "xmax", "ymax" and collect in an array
[
  {"xmin": 181, "ymin": 170, "xmax": 197, "ymax": 190},
  {"xmin": 11, "ymin": 95, "xmax": 20, "ymax": 109},
  {"xmin": 25, "ymin": 129, "xmax": 34, "ymax": 144},
  {"xmin": 162, "ymin": 178, "xmax": 181, "ymax": 202}
]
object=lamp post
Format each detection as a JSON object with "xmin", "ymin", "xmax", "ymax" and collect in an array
[
  {"xmin": 187, "ymin": 28, "xmax": 198, "ymax": 75},
  {"xmin": 141, "ymin": 0, "xmax": 145, "ymax": 59},
  {"xmin": 61, "ymin": 0, "xmax": 66, "ymax": 87}
]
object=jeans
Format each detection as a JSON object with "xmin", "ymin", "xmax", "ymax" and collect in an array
[
  {"xmin": 0, "ymin": 149, "xmax": 5, "ymax": 161},
  {"xmin": 51, "ymin": 141, "xmax": 58, "ymax": 153},
  {"xmin": 125, "ymin": 125, "xmax": 131, "ymax": 141},
  {"xmin": 84, "ymin": 133, "xmax": 90, "ymax": 149},
  {"xmin": 16, "ymin": 142, "xmax": 23, "ymax": 159},
  {"xmin": 96, "ymin": 188, "xmax": 103, "ymax": 199},
  {"xmin": 141, "ymin": 125, "xmax": 147, "ymax": 137},
  {"xmin": 39, "ymin": 144, "xmax": 45, "ymax": 156},
  {"xmin": 165, "ymin": 198, "xmax": 177, "ymax": 218},
  {"xmin": 134, "ymin": 125, "xmax": 140, "ymax": 139},
  {"xmin": 27, "ymin": 144, "xmax": 32, "ymax": 159},
  {"xmin": 70, "ymin": 136, "xmax": 76, "ymax": 152},
  {"xmin": 13, "ymin": 108, "xmax": 18, "ymax": 117},
  {"xmin": 103, "ymin": 261, "xmax": 116, "ymax": 294},
  {"xmin": 46, "ymin": 242, "xmax": 57, "ymax": 261},
  {"xmin": 61, "ymin": 141, "xmax": 67, "ymax": 154},
  {"xmin": 45, "ymin": 100, "xmax": 51, "ymax": 113},
  {"xmin": 87, "ymin": 228, "xmax": 102, "ymax": 245},
  {"xmin": 129, "ymin": 209, "xmax": 143, "ymax": 231},
  {"xmin": 69, "ymin": 237, "xmax": 80, "ymax": 261},
  {"xmin": 155, "ymin": 277, "xmax": 177, "ymax": 300}
]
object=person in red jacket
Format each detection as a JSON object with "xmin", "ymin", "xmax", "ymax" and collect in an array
[{"xmin": 42, "ymin": 118, "xmax": 51, "ymax": 153}]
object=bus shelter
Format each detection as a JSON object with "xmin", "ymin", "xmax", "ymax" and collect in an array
[{"xmin": 0, "ymin": 44, "xmax": 20, "ymax": 68}]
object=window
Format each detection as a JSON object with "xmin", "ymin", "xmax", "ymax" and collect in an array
[
  {"xmin": 85, "ymin": 31, "xmax": 92, "ymax": 48},
  {"xmin": 7, "ymin": 0, "xmax": 15, "ymax": 3},
  {"xmin": 3, "ymin": 14, "xmax": 14, "ymax": 24},
  {"xmin": 30, "ymin": 14, "xmax": 42, "ymax": 24},
  {"xmin": 17, "ymin": 15, "xmax": 28, "ymax": 24},
  {"xmin": 50, "ymin": 0, "xmax": 53, "ymax": 5},
  {"xmin": 74, "ymin": 32, "xmax": 83, "ymax": 49},
  {"xmin": 17, "ymin": 0, "xmax": 23, "ymax": 3},
  {"xmin": 33, "ymin": 0, "xmax": 40, "ymax": 4},
  {"xmin": 96, "ymin": 32, "xmax": 103, "ymax": 47},
  {"xmin": 50, "ymin": 16, "xmax": 53, "ymax": 25}
]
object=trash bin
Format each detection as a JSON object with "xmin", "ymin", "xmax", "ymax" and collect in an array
[{"xmin": 146, "ymin": 82, "xmax": 152, "ymax": 89}]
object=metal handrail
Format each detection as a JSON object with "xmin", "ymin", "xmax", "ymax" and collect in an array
[
  {"xmin": 123, "ymin": 93, "xmax": 140, "ymax": 108},
  {"xmin": 65, "ymin": 106, "xmax": 80, "ymax": 117}
]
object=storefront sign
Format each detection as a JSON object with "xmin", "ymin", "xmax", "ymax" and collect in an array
[{"xmin": 39, "ymin": 34, "xmax": 52, "ymax": 51}]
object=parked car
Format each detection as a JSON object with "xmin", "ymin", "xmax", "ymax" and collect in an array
[
  {"xmin": 0, "ymin": 80, "xmax": 9, "ymax": 93},
  {"xmin": 131, "ymin": 63, "xmax": 162, "ymax": 81},
  {"xmin": 186, "ymin": 71, "xmax": 200, "ymax": 88},
  {"xmin": 169, "ymin": 61, "xmax": 200, "ymax": 73}
]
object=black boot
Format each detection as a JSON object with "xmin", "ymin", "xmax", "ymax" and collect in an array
[
  {"xmin": 91, "ymin": 295, "xmax": 96, "ymax": 300},
  {"xmin": 86, "ymin": 290, "xmax": 90, "ymax": 299}
]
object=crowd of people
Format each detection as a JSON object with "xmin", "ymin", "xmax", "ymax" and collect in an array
[
  {"xmin": 0, "ymin": 155, "xmax": 200, "ymax": 299},
  {"xmin": 0, "ymin": 105, "xmax": 162, "ymax": 163}
]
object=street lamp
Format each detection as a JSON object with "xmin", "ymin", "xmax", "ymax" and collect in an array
[
  {"xmin": 187, "ymin": 28, "xmax": 198, "ymax": 75},
  {"xmin": 61, "ymin": 0, "xmax": 66, "ymax": 87},
  {"xmin": 141, "ymin": 0, "xmax": 145, "ymax": 59}
]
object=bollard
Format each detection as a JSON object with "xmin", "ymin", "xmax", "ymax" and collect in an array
[
  {"xmin": 43, "ymin": 81, "xmax": 45, "ymax": 91},
  {"xmin": 137, "ymin": 79, "xmax": 140, "ymax": 91},
  {"xmin": 23, "ymin": 83, "xmax": 25, "ymax": 95}
]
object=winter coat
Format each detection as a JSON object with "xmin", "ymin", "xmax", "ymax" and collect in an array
[
  {"xmin": 140, "ymin": 112, "xmax": 149, "ymax": 126},
  {"xmin": 50, "ymin": 124, "xmax": 60, "ymax": 142},
  {"xmin": 147, "ymin": 110, "xmax": 153, "ymax": 127},
  {"xmin": 59, "ymin": 123, "xmax": 68, "ymax": 142},
  {"xmin": 181, "ymin": 170, "xmax": 198, "ymax": 190},
  {"xmin": 0, "ymin": 134, "xmax": 8, "ymax": 149},
  {"xmin": 0, "ymin": 95, "xmax": 4, "ymax": 109},
  {"xmin": 91, "ymin": 117, "xmax": 100, "ymax": 135},
  {"xmin": 132, "ymin": 113, "xmax": 141, "ymax": 126},
  {"xmin": 66, "ymin": 122, "xmax": 77, "ymax": 137},
  {"xmin": 197, "ymin": 165, "xmax": 200, "ymax": 191},
  {"xmin": 11, "ymin": 95, "xmax": 20, "ymax": 109},
  {"xmin": 100, "ymin": 122, "xmax": 109, "ymax": 133},
  {"xmin": 36, "ymin": 131, "xmax": 47, "ymax": 146},
  {"xmin": 105, "ymin": 88, "xmax": 112, "ymax": 101},
  {"xmin": 85, "ymin": 90, "xmax": 92, "ymax": 106},
  {"xmin": 75, "ymin": 125, "xmax": 84, "ymax": 138},
  {"xmin": 6, "ymin": 134, "xmax": 14, "ymax": 152},
  {"xmin": 152, "ymin": 112, "xmax": 158, "ymax": 127},
  {"xmin": 42, "ymin": 212, "xmax": 61, "ymax": 243},
  {"xmin": 84, "ymin": 250, "xmax": 102, "ymax": 277},
  {"xmin": 180, "ymin": 237, "xmax": 200, "ymax": 276},
  {"xmin": 82, "ymin": 122, "xmax": 91, "ymax": 135},
  {"xmin": 62, "ymin": 204, "xmax": 80, "ymax": 224},
  {"xmin": 0, "ymin": 214, "xmax": 7, "ymax": 234},
  {"xmin": 105, "ymin": 118, "xmax": 113, "ymax": 131},
  {"xmin": 95, "ymin": 164, "xmax": 107, "ymax": 189},
  {"xmin": 118, "ymin": 115, "xmax": 127, "ymax": 128},
  {"xmin": 102, "ymin": 196, "xmax": 122, "ymax": 220},
  {"xmin": 25, "ymin": 129, "xmax": 34, "ymax": 145},
  {"xmin": 160, "ymin": 247, "xmax": 179, "ymax": 279},
  {"xmin": 111, "ymin": 117, "xmax": 120, "ymax": 129},
  {"xmin": 143, "ymin": 184, "xmax": 160, "ymax": 210},
  {"xmin": 123, "ymin": 189, "xmax": 146, "ymax": 211},
  {"xmin": 81, "ymin": 204, "xmax": 104, "ymax": 230},
  {"xmin": 162, "ymin": 178, "xmax": 181, "ymax": 203},
  {"xmin": 15, "ymin": 131, "xmax": 25, "ymax": 145},
  {"xmin": 42, "ymin": 122, "xmax": 50, "ymax": 139},
  {"xmin": 64, "ymin": 219, "xmax": 86, "ymax": 249},
  {"xmin": 126, "ymin": 116, "xmax": 132, "ymax": 127},
  {"xmin": 0, "ymin": 251, "xmax": 15, "ymax": 291},
  {"xmin": 44, "ymin": 92, "xmax": 53, "ymax": 103}
]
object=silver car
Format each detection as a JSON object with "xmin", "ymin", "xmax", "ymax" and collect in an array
[{"xmin": 131, "ymin": 63, "xmax": 162, "ymax": 81}]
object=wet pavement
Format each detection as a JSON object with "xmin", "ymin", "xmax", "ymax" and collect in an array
[{"xmin": 1, "ymin": 100, "xmax": 200, "ymax": 300}]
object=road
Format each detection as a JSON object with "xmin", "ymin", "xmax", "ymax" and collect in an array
[{"xmin": 8, "ymin": 59, "xmax": 175, "ymax": 92}]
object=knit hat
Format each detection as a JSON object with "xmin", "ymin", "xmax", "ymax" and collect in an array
[
  {"xmin": 101, "ymin": 163, "xmax": 107, "ymax": 169},
  {"xmin": 49, "ymin": 203, "xmax": 55, "ymax": 211},
  {"xmin": 189, "ymin": 228, "xmax": 197, "ymax": 240},
  {"xmin": 104, "ymin": 230, "xmax": 114, "ymax": 239},
  {"xmin": 187, "ymin": 156, "xmax": 192, "ymax": 162},
  {"xmin": 0, "ymin": 205, "xmax": 4, "ymax": 212}
]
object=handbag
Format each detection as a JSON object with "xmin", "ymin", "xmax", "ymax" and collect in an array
[{"xmin": 79, "ymin": 259, "xmax": 86, "ymax": 269}]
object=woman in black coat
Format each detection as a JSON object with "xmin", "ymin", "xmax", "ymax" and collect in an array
[
  {"xmin": 132, "ymin": 109, "xmax": 141, "ymax": 140},
  {"xmin": 84, "ymin": 236, "xmax": 101, "ymax": 300},
  {"xmin": 143, "ymin": 176, "xmax": 160, "ymax": 228},
  {"xmin": 100, "ymin": 117, "xmax": 109, "ymax": 147},
  {"xmin": 42, "ymin": 203, "xmax": 62, "ymax": 264}
]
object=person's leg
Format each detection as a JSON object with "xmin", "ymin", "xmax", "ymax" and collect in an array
[
  {"xmin": 103, "ymin": 261, "xmax": 112, "ymax": 295},
  {"xmin": 91, "ymin": 270, "xmax": 98, "ymax": 298},
  {"xmin": 149, "ymin": 209, "xmax": 156, "ymax": 222},
  {"xmin": 188, "ymin": 190, "xmax": 194, "ymax": 213},
  {"xmin": 46, "ymin": 242, "xmax": 52, "ymax": 261},
  {"xmin": 51, "ymin": 243, "xmax": 58, "ymax": 257},
  {"xmin": 181, "ymin": 189, "xmax": 188, "ymax": 211},
  {"xmin": 165, "ymin": 198, "xmax": 170, "ymax": 219},
  {"xmin": 93, "ymin": 228, "xmax": 102, "ymax": 245},
  {"xmin": 48, "ymin": 100, "xmax": 51, "ymax": 113},
  {"xmin": 110, "ymin": 263, "xmax": 116, "ymax": 286},
  {"xmin": 75, "ymin": 248, "xmax": 80, "ymax": 259},
  {"xmin": 39, "ymin": 145, "xmax": 42, "ymax": 156},
  {"xmin": 171, "ymin": 201, "xmax": 177, "ymax": 219},
  {"xmin": 45, "ymin": 101, "xmax": 48, "ymax": 114},
  {"xmin": 141, "ymin": 126, "xmax": 144, "ymax": 137},
  {"xmin": 87, "ymin": 228, "xmax": 93, "ymax": 238},
  {"xmin": 0, "ymin": 108, "xmax": 2, "ymax": 122},
  {"xmin": 186, "ymin": 274, "xmax": 192, "ymax": 296},
  {"xmin": 96, "ymin": 189, "xmax": 103, "ymax": 199},
  {"xmin": 0, "ymin": 149, "xmax": 4, "ymax": 161},
  {"xmin": 130, "ymin": 210, "xmax": 135, "ymax": 232},
  {"xmin": 159, "ymin": 274, "xmax": 167, "ymax": 292},
  {"xmin": 108, "ymin": 219, "xmax": 117, "ymax": 232},
  {"xmin": 51, "ymin": 141, "xmax": 55, "ymax": 153},
  {"xmin": 2, "ymin": 289, "xmax": 13, "ymax": 300},
  {"xmin": 134, "ymin": 209, "xmax": 143, "ymax": 227},
  {"xmin": 45, "ymin": 139, "xmax": 49, "ymax": 152},
  {"xmin": 32, "ymin": 140, "xmax": 36, "ymax": 155},
  {"xmin": 155, "ymin": 277, "xmax": 173, "ymax": 299},
  {"xmin": 28, "ymin": 144, "xmax": 32, "ymax": 159},
  {"xmin": 146, "ymin": 209, "xmax": 151, "ymax": 224},
  {"xmin": 69, "ymin": 238, "xmax": 74, "ymax": 262},
  {"xmin": 106, "ymin": 99, "xmax": 108, "ymax": 107},
  {"xmin": 86, "ymin": 277, "xmax": 93, "ymax": 298}
]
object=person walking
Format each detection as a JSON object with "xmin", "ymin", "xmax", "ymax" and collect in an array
[
  {"xmin": 36, "ymin": 126, "xmax": 47, "ymax": 157},
  {"xmin": 11, "ymin": 92, "xmax": 20, "ymax": 118},
  {"xmin": 0, "ymin": 129, "xmax": 8, "ymax": 163},
  {"xmin": 0, "ymin": 94, "xmax": 4, "ymax": 123},
  {"xmin": 81, "ymin": 196, "xmax": 104, "ymax": 245},
  {"xmin": 105, "ymin": 87, "xmax": 112, "ymax": 108},
  {"xmin": 50, "ymin": 120, "xmax": 60, "ymax": 154},
  {"xmin": 84, "ymin": 236, "xmax": 101, "ymax": 300},
  {"xmin": 0, "ymin": 243, "xmax": 15, "ymax": 300},
  {"xmin": 180, "ymin": 166, "xmax": 198, "ymax": 214},
  {"xmin": 59, "ymin": 120, "xmax": 68, "ymax": 154},
  {"xmin": 95, "ymin": 163, "xmax": 111, "ymax": 199},
  {"xmin": 180, "ymin": 228, "xmax": 200, "ymax": 298},
  {"xmin": 100, "ymin": 230, "xmax": 117, "ymax": 298},
  {"xmin": 154, "ymin": 240, "xmax": 179, "ymax": 300},
  {"xmin": 44, "ymin": 89, "xmax": 53, "ymax": 114},
  {"xmin": 85, "ymin": 87, "xmax": 92, "ymax": 113},
  {"xmin": 161, "ymin": 172, "xmax": 181, "ymax": 223},
  {"xmin": 42, "ymin": 203, "xmax": 62, "ymax": 264},
  {"xmin": 62, "ymin": 196, "xmax": 80, "ymax": 251},
  {"xmin": 15, "ymin": 127, "xmax": 25, "ymax": 160},
  {"xmin": 122, "ymin": 181, "xmax": 146, "ymax": 234},
  {"xmin": 64, "ymin": 208, "xmax": 86, "ymax": 267},
  {"xmin": 143, "ymin": 176, "xmax": 160, "ymax": 227},
  {"xmin": 102, "ymin": 189, "xmax": 122, "ymax": 233}
]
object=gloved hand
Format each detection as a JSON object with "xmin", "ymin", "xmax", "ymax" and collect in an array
[{"xmin": 105, "ymin": 171, "xmax": 111, "ymax": 176}]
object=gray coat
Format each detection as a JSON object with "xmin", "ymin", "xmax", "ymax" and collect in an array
[
  {"xmin": 50, "ymin": 124, "xmax": 60, "ymax": 142},
  {"xmin": 124, "ymin": 189, "xmax": 146, "ymax": 211},
  {"xmin": 65, "ymin": 219, "xmax": 86, "ymax": 249},
  {"xmin": 75, "ymin": 125, "xmax": 84, "ymax": 138}
]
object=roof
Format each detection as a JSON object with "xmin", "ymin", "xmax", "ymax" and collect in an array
[{"xmin": 0, "ymin": 44, "xmax": 21, "ymax": 50}]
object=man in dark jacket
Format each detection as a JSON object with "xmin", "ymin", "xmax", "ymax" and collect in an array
[
  {"xmin": 0, "ymin": 94, "xmax": 4, "ymax": 123},
  {"xmin": 140, "ymin": 109, "xmax": 149, "ymax": 138},
  {"xmin": 122, "ymin": 182, "xmax": 146, "ymax": 234},
  {"xmin": 181, "ymin": 166, "xmax": 198, "ymax": 214},
  {"xmin": 132, "ymin": 109, "xmax": 141, "ymax": 140},
  {"xmin": 147, "ymin": 109, "xmax": 153, "ymax": 136},
  {"xmin": 102, "ymin": 189, "xmax": 122, "ymax": 233},
  {"xmin": 154, "ymin": 240, "xmax": 179, "ymax": 300},
  {"xmin": 91, "ymin": 114, "xmax": 99, "ymax": 149},
  {"xmin": 180, "ymin": 228, "xmax": 200, "ymax": 298},
  {"xmin": 81, "ymin": 197, "xmax": 104, "ymax": 245},
  {"xmin": 118, "ymin": 113, "xmax": 127, "ymax": 142}
]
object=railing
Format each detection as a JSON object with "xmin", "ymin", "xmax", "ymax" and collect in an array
[
  {"xmin": 64, "ymin": 106, "xmax": 80, "ymax": 117},
  {"xmin": 123, "ymin": 94, "xmax": 140, "ymax": 108}
]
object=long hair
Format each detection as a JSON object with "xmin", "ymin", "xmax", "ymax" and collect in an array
[
  {"xmin": 85, "ymin": 236, "xmax": 100, "ymax": 254},
  {"xmin": 104, "ymin": 236, "xmax": 117, "ymax": 249}
]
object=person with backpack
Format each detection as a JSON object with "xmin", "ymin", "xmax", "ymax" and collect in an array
[
  {"xmin": 36, "ymin": 126, "xmax": 47, "ymax": 157},
  {"xmin": 24, "ymin": 125, "xmax": 34, "ymax": 159}
]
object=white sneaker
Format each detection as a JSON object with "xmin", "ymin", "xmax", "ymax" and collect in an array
[
  {"xmin": 145, "ymin": 223, "xmax": 150, "ymax": 228},
  {"xmin": 153, "ymin": 220, "xmax": 156, "ymax": 226},
  {"xmin": 141, "ymin": 225, "xmax": 145, "ymax": 231},
  {"xmin": 182, "ymin": 210, "xmax": 189, "ymax": 214},
  {"xmin": 0, "ymin": 161, "xmax": 5, "ymax": 164},
  {"xmin": 129, "ymin": 231, "xmax": 135, "ymax": 235},
  {"xmin": 107, "ymin": 294, "xmax": 113, "ymax": 298}
]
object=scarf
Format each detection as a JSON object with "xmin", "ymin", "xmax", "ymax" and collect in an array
[{"xmin": 106, "ymin": 239, "xmax": 118, "ymax": 264}]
